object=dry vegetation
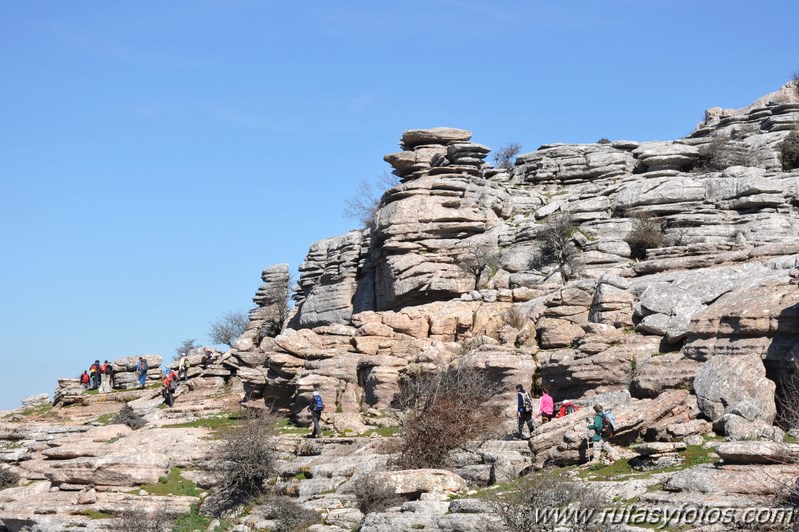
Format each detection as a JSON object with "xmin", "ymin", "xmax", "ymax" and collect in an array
[
  {"xmin": 394, "ymin": 364, "xmax": 502, "ymax": 469},
  {"xmin": 625, "ymin": 212, "xmax": 664, "ymax": 260},
  {"xmin": 490, "ymin": 471, "xmax": 607, "ymax": 532},
  {"xmin": 531, "ymin": 212, "xmax": 582, "ymax": 281}
]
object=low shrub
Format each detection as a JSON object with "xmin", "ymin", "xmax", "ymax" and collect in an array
[
  {"xmin": 490, "ymin": 471, "xmax": 606, "ymax": 532},
  {"xmin": 0, "ymin": 467, "xmax": 19, "ymax": 491},
  {"xmin": 353, "ymin": 475, "xmax": 404, "ymax": 515},
  {"xmin": 113, "ymin": 404, "xmax": 146, "ymax": 430},
  {"xmin": 255, "ymin": 495, "xmax": 318, "ymax": 532},
  {"xmin": 694, "ymin": 134, "xmax": 755, "ymax": 172},
  {"xmin": 205, "ymin": 411, "xmax": 278, "ymax": 516},
  {"xmin": 781, "ymin": 129, "xmax": 799, "ymax": 171},
  {"xmin": 504, "ymin": 306, "xmax": 528, "ymax": 330},
  {"xmin": 625, "ymin": 212, "xmax": 664, "ymax": 260}
]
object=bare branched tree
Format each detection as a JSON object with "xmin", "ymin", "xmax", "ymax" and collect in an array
[
  {"xmin": 394, "ymin": 363, "xmax": 502, "ymax": 469},
  {"xmin": 175, "ymin": 338, "xmax": 199, "ymax": 359},
  {"xmin": 493, "ymin": 142, "xmax": 522, "ymax": 170},
  {"xmin": 457, "ymin": 241, "xmax": 501, "ymax": 289},
  {"xmin": 342, "ymin": 172, "xmax": 401, "ymax": 228},
  {"xmin": 531, "ymin": 213, "xmax": 581, "ymax": 282},
  {"xmin": 209, "ymin": 310, "xmax": 249, "ymax": 347}
]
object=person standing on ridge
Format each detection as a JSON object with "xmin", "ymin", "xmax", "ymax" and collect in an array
[
  {"xmin": 136, "ymin": 357, "xmax": 148, "ymax": 388},
  {"xmin": 89, "ymin": 360, "xmax": 100, "ymax": 390},
  {"xmin": 308, "ymin": 384, "xmax": 325, "ymax": 438},
  {"xmin": 178, "ymin": 353, "xmax": 189, "ymax": 382},
  {"xmin": 162, "ymin": 371, "xmax": 175, "ymax": 407}
]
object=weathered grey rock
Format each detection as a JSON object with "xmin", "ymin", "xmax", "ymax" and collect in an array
[
  {"xmin": 372, "ymin": 469, "xmax": 467, "ymax": 496},
  {"xmin": 631, "ymin": 441, "xmax": 687, "ymax": 456},
  {"xmin": 715, "ymin": 441, "xmax": 799, "ymax": 464},
  {"xmin": 693, "ymin": 354, "xmax": 776, "ymax": 437},
  {"xmin": 399, "ymin": 127, "xmax": 472, "ymax": 150}
]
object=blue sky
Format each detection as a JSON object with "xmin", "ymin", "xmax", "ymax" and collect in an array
[{"xmin": 1, "ymin": 0, "xmax": 797, "ymax": 409}]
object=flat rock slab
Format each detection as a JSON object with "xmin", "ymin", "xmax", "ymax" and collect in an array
[
  {"xmin": 715, "ymin": 441, "xmax": 799, "ymax": 464},
  {"xmin": 631, "ymin": 442, "xmax": 687, "ymax": 456},
  {"xmin": 373, "ymin": 469, "xmax": 467, "ymax": 496}
]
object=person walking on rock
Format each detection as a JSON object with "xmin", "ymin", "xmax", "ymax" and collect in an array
[
  {"xmin": 80, "ymin": 370, "xmax": 90, "ymax": 389},
  {"xmin": 102, "ymin": 360, "xmax": 114, "ymax": 391},
  {"xmin": 308, "ymin": 384, "xmax": 324, "ymax": 438},
  {"xmin": 136, "ymin": 357, "xmax": 148, "ymax": 388},
  {"xmin": 515, "ymin": 384, "xmax": 535, "ymax": 439},
  {"xmin": 162, "ymin": 372, "xmax": 175, "ymax": 408},
  {"xmin": 98, "ymin": 360, "xmax": 112, "ymax": 393},
  {"xmin": 587, "ymin": 404, "xmax": 618, "ymax": 464},
  {"xmin": 537, "ymin": 386, "xmax": 554, "ymax": 424},
  {"xmin": 89, "ymin": 360, "xmax": 101, "ymax": 390},
  {"xmin": 179, "ymin": 354, "xmax": 189, "ymax": 382}
]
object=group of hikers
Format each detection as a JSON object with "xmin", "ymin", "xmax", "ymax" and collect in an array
[
  {"xmin": 79, "ymin": 360, "xmax": 114, "ymax": 393},
  {"xmin": 515, "ymin": 384, "xmax": 617, "ymax": 464},
  {"xmin": 79, "ymin": 349, "xmax": 207, "ymax": 408}
]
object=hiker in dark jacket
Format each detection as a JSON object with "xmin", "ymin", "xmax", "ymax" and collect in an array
[{"xmin": 515, "ymin": 384, "xmax": 535, "ymax": 439}]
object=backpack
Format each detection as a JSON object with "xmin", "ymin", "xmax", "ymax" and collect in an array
[
  {"xmin": 521, "ymin": 392, "xmax": 534, "ymax": 413},
  {"xmin": 312, "ymin": 394, "xmax": 324, "ymax": 412},
  {"xmin": 600, "ymin": 411, "xmax": 617, "ymax": 438},
  {"xmin": 141, "ymin": 360, "xmax": 148, "ymax": 372}
]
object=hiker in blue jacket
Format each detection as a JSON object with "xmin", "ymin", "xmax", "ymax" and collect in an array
[
  {"xmin": 136, "ymin": 357, "xmax": 148, "ymax": 388},
  {"xmin": 308, "ymin": 384, "xmax": 324, "ymax": 438}
]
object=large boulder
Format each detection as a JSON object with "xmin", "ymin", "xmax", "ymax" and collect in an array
[{"xmin": 693, "ymin": 354, "xmax": 776, "ymax": 439}]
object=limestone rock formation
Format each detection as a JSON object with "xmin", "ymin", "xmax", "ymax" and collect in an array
[{"xmin": 7, "ymin": 83, "xmax": 799, "ymax": 531}]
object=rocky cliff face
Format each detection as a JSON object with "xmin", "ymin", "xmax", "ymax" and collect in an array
[
  {"xmin": 234, "ymin": 83, "xmax": 799, "ymax": 440},
  {"xmin": 3, "ymin": 83, "xmax": 799, "ymax": 531}
]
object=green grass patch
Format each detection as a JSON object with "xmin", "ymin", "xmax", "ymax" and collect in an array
[
  {"xmin": 275, "ymin": 418, "xmax": 309, "ymax": 435},
  {"xmin": 91, "ymin": 413, "xmax": 116, "ymax": 426},
  {"xmin": 579, "ymin": 443, "xmax": 719, "ymax": 482},
  {"xmin": 12, "ymin": 403, "xmax": 53, "ymax": 418},
  {"xmin": 363, "ymin": 425, "xmax": 400, "ymax": 437},
  {"xmin": 75, "ymin": 509, "xmax": 114, "ymax": 519},
  {"xmin": 167, "ymin": 411, "xmax": 244, "ymax": 431},
  {"xmin": 173, "ymin": 503, "xmax": 232, "ymax": 532},
  {"xmin": 139, "ymin": 468, "xmax": 200, "ymax": 497},
  {"xmin": 784, "ymin": 433, "xmax": 798, "ymax": 444}
]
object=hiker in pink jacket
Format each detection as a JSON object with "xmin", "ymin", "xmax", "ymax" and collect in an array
[{"xmin": 538, "ymin": 387, "xmax": 554, "ymax": 423}]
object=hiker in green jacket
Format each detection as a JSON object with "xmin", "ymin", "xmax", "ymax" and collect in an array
[{"xmin": 587, "ymin": 404, "xmax": 617, "ymax": 464}]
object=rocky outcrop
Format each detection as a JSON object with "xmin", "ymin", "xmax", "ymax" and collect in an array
[{"xmin": 693, "ymin": 353, "xmax": 777, "ymax": 440}]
